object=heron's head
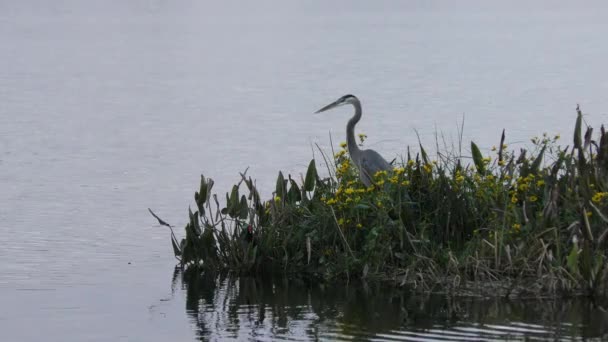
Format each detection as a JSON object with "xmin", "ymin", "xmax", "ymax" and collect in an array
[{"xmin": 314, "ymin": 94, "xmax": 358, "ymax": 114}]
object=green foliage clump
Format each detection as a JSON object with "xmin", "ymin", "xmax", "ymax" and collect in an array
[{"xmin": 169, "ymin": 107, "xmax": 608, "ymax": 297}]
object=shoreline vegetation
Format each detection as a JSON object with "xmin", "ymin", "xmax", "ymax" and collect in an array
[{"xmin": 152, "ymin": 107, "xmax": 607, "ymax": 298}]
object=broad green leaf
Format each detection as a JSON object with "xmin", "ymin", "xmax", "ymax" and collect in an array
[
  {"xmin": 276, "ymin": 171, "xmax": 285, "ymax": 199},
  {"xmin": 239, "ymin": 195, "xmax": 248, "ymax": 219},
  {"xmin": 471, "ymin": 141, "xmax": 485, "ymax": 175},
  {"xmin": 531, "ymin": 145, "xmax": 546, "ymax": 173},
  {"xmin": 304, "ymin": 159, "xmax": 317, "ymax": 192},
  {"xmin": 189, "ymin": 208, "xmax": 201, "ymax": 236}
]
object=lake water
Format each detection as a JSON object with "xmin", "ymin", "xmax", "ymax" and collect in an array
[{"xmin": 1, "ymin": 1, "xmax": 608, "ymax": 341}]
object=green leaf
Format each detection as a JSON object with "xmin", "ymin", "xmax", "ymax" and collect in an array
[
  {"xmin": 288, "ymin": 179, "xmax": 302, "ymax": 203},
  {"xmin": 566, "ymin": 244, "xmax": 579, "ymax": 275},
  {"xmin": 189, "ymin": 208, "xmax": 201, "ymax": 236},
  {"xmin": 419, "ymin": 143, "xmax": 429, "ymax": 164},
  {"xmin": 304, "ymin": 159, "xmax": 317, "ymax": 192},
  {"xmin": 471, "ymin": 141, "xmax": 485, "ymax": 175},
  {"xmin": 276, "ymin": 171, "xmax": 286, "ymax": 199},
  {"xmin": 228, "ymin": 185, "xmax": 239, "ymax": 218},
  {"xmin": 171, "ymin": 235, "xmax": 182, "ymax": 257},
  {"xmin": 239, "ymin": 195, "xmax": 248, "ymax": 219},
  {"xmin": 574, "ymin": 105, "xmax": 582, "ymax": 150},
  {"xmin": 531, "ymin": 145, "xmax": 546, "ymax": 173}
]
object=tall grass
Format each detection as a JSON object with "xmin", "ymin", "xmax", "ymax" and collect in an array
[{"xmin": 157, "ymin": 107, "xmax": 608, "ymax": 297}]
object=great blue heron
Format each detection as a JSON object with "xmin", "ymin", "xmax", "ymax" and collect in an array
[{"xmin": 315, "ymin": 94, "xmax": 392, "ymax": 187}]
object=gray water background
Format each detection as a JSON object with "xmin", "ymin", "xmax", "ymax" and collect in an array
[{"xmin": 1, "ymin": 1, "xmax": 608, "ymax": 341}]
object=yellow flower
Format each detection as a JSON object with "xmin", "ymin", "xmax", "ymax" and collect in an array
[
  {"xmin": 393, "ymin": 167, "xmax": 405, "ymax": 175},
  {"xmin": 423, "ymin": 164, "xmax": 432, "ymax": 173},
  {"xmin": 536, "ymin": 180, "xmax": 545, "ymax": 187},
  {"xmin": 326, "ymin": 198, "xmax": 337, "ymax": 205},
  {"xmin": 486, "ymin": 175, "xmax": 495, "ymax": 181},
  {"xmin": 274, "ymin": 196, "xmax": 281, "ymax": 202},
  {"xmin": 401, "ymin": 180, "xmax": 410, "ymax": 186},
  {"xmin": 592, "ymin": 192, "xmax": 608, "ymax": 203},
  {"xmin": 518, "ymin": 183, "xmax": 529, "ymax": 192},
  {"xmin": 339, "ymin": 141, "xmax": 347, "ymax": 149},
  {"xmin": 376, "ymin": 179, "xmax": 385, "ymax": 186},
  {"xmin": 511, "ymin": 195, "xmax": 518, "ymax": 204},
  {"xmin": 482, "ymin": 157, "xmax": 491, "ymax": 164},
  {"xmin": 455, "ymin": 175, "xmax": 465, "ymax": 183},
  {"xmin": 502, "ymin": 144, "xmax": 508, "ymax": 149},
  {"xmin": 407, "ymin": 160, "xmax": 415, "ymax": 167},
  {"xmin": 374, "ymin": 170, "xmax": 388, "ymax": 178},
  {"xmin": 554, "ymin": 134, "xmax": 560, "ymax": 140},
  {"xmin": 335, "ymin": 150, "xmax": 346, "ymax": 158},
  {"xmin": 529, "ymin": 195, "xmax": 538, "ymax": 202},
  {"xmin": 491, "ymin": 146, "xmax": 497, "ymax": 151},
  {"xmin": 356, "ymin": 223, "xmax": 363, "ymax": 229},
  {"xmin": 344, "ymin": 188, "xmax": 355, "ymax": 195},
  {"xmin": 389, "ymin": 176, "xmax": 399, "ymax": 184},
  {"xmin": 512, "ymin": 223, "xmax": 521, "ymax": 232},
  {"xmin": 587, "ymin": 211, "xmax": 593, "ymax": 217},
  {"xmin": 498, "ymin": 160, "xmax": 506, "ymax": 166},
  {"xmin": 337, "ymin": 218, "xmax": 345, "ymax": 225}
]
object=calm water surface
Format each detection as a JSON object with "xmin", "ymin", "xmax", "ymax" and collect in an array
[
  {"xmin": 178, "ymin": 270, "xmax": 607, "ymax": 341},
  {"xmin": 2, "ymin": 1, "xmax": 608, "ymax": 341}
]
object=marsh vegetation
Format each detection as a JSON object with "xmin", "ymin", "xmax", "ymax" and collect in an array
[{"xmin": 156, "ymin": 107, "xmax": 608, "ymax": 297}]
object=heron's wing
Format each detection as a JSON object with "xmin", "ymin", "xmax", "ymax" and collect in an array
[{"xmin": 359, "ymin": 149, "xmax": 392, "ymax": 181}]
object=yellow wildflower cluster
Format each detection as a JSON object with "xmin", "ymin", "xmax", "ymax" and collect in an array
[
  {"xmin": 516, "ymin": 174, "xmax": 536, "ymax": 192},
  {"xmin": 374, "ymin": 170, "xmax": 388, "ymax": 178},
  {"xmin": 422, "ymin": 163, "xmax": 432, "ymax": 173},
  {"xmin": 531, "ymin": 132, "xmax": 561, "ymax": 145},
  {"xmin": 339, "ymin": 141, "xmax": 347, "ymax": 149},
  {"xmin": 455, "ymin": 171, "xmax": 465, "ymax": 183},
  {"xmin": 592, "ymin": 192, "xmax": 608, "ymax": 203},
  {"xmin": 512, "ymin": 223, "xmax": 521, "ymax": 233},
  {"xmin": 323, "ymin": 182, "xmax": 366, "ymax": 208},
  {"xmin": 393, "ymin": 167, "xmax": 405, "ymax": 175},
  {"xmin": 336, "ymin": 158, "xmax": 351, "ymax": 178}
]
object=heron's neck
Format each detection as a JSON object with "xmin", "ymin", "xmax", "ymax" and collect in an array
[{"xmin": 346, "ymin": 100, "xmax": 362, "ymax": 160}]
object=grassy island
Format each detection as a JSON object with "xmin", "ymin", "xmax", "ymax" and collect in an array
[{"xmin": 155, "ymin": 107, "xmax": 608, "ymax": 298}]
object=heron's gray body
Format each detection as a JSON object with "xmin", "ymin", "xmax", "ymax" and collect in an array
[
  {"xmin": 355, "ymin": 148, "xmax": 392, "ymax": 186},
  {"xmin": 315, "ymin": 94, "xmax": 392, "ymax": 187}
]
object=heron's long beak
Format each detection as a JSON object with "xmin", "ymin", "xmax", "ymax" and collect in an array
[{"xmin": 314, "ymin": 100, "xmax": 341, "ymax": 114}]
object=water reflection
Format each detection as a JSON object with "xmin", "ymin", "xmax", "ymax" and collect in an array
[{"xmin": 172, "ymin": 267, "xmax": 608, "ymax": 341}]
